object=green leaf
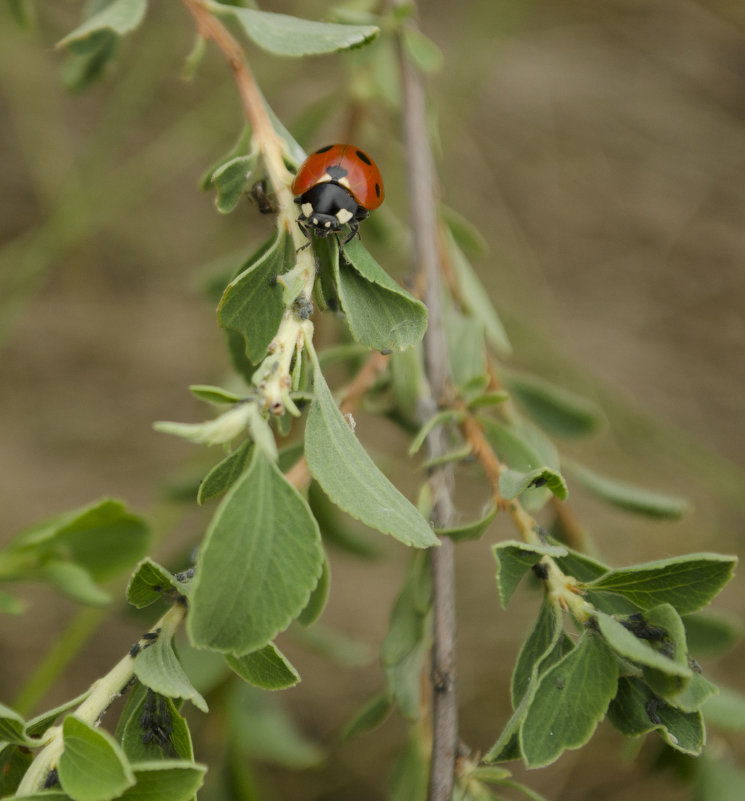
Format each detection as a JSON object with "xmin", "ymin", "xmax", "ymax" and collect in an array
[
  {"xmin": 587, "ymin": 553, "xmax": 737, "ymax": 615},
  {"xmin": 499, "ymin": 467, "xmax": 568, "ymax": 502},
  {"xmin": 6, "ymin": 498, "xmax": 150, "ymax": 582},
  {"xmin": 402, "ymin": 27, "xmax": 443, "ymax": 72},
  {"xmin": 228, "ymin": 684, "xmax": 323, "ymax": 768},
  {"xmin": 390, "ymin": 345, "xmax": 426, "ymax": 426},
  {"xmin": 58, "ymin": 0, "xmax": 147, "ymax": 48},
  {"xmin": 342, "ymin": 693, "xmax": 393, "ymax": 739},
  {"xmin": 511, "ymin": 598, "xmax": 564, "ymax": 707},
  {"xmin": 26, "ymin": 691, "xmax": 92, "ymax": 739},
  {"xmin": 638, "ymin": 603, "xmax": 691, "ymax": 699},
  {"xmin": 188, "ymin": 448, "xmax": 324, "ymax": 655},
  {"xmin": 134, "ymin": 627, "xmax": 208, "ymax": 713},
  {"xmin": 503, "ymin": 370, "xmax": 603, "ymax": 438},
  {"xmin": 115, "ymin": 685, "xmax": 193, "ymax": 763},
  {"xmin": 226, "ymin": 643, "xmax": 300, "ymax": 690},
  {"xmin": 307, "ymin": 480, "xmax": 384, "ymax": 559},
  {"xmin": 675, "ymin": 672, "xmax": 718, "ymax": 714},
  {"xmin": 596, "ymin": 611, "xmax": 691, "ymax": 678},
  {"xmin": 409, "ymin": 409, "xmax": 463, "ymax": 456},
  {"xmin": 467, "ymin": 391, "xmax": 510, "ymax": 410},
  {"xmin": 443, "ymin": 297, "xmax": 487, "ymax": 391},
  {"xmin": 37, "ymin": 561, "xmax": 111, "ymax": 606},
  {"xmin": 683, "ymin": 610, "xmax": 744, "ymax": 658},
  {"xmin": 336, "ymin": 239, "xmax": 428, "ymax": 352},
  {"xmin": 389, "ymin": 729, "xmax": 429, "ymax": 801},
  {"xmin": 218, "ymin": 233, "xmax": 290, "ymax": 363},
  {"xmin": 118, "ymin": 761, "xmax": 206, "ymax": 801},
  {"xmin": 446, "ymin": 232, "xmax": 511, "ymax": 356},
  {"xmin": 126, "ymin": 559, "xmax": 183, "ymax": 610},
  {"xmin": 197, "ymin": 441, "xmax": 253, "ymax": 505},
  {"xmin": 208, "ymin": 2, "xmax": 378, "ymax": 56},
  {"xmin": 607, "ymin": 676, "xmax": 705, "ymax": 754},
  {"xmin": 435, "ymin": 505, "xmax": 497, "ymax": 542},
  {"xmin": 296, "ymin": 555, "xmax": 329, "ymax": 627},
  {"xmin": 520, "ymin": 632, "xmax": 619, "ymax": 768},
  {"xmin": 564, "ymin": 460, "xmax": 691, "ymax": 519},
  {"xmin": 703, "ymin": 685, "xmax": 745, "ymax": 731},
  {"xmin": 485, "ymin": 630, "xmax": 574, "ymax": 763},
  {"xmin": 189, "ymin": 385, "xmax": 242, "ymax": 405},
  {"xmin": 493, "ymin": 540, "xmax": 567, "ymax": 609},
  {"xmin": 305, "ymin": 364, "xmax": 438, "ymax": 548},
  {"xmin": 0, "ymin": 745, "xmax": 33, "ymax": 797},
  {"xmin": 0, "ymin": 703, "xmax": 33, "ymax": 746},
  {"xmin": 211, "ymin": 155, "xmax": 258, "ymax": 214},
  {"xmin": 59, "ymin": 716, "xmax": 135, "ymax": 801}
]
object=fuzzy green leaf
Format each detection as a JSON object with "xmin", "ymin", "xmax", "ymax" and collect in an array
[
  {"xmin": 443, "ymin": 298, "xmax": 486, "ymax": 390},
  {"xmin": 587, "ymin": 553, "xmax": 737, "ymax": 614},
  {"xmin": 485, "ymin": 629, "xmax": 573, "ymax": 763},
  {"xmin": 607, "ymin": 676, "xmax": 705, "ymax": 754},
  {"xmin": 504, "ymin": 371, "xmax": 603, "ymax": 438},
  {"xmin": 446, "ymin": 231, "xmax": 511, "ymax": 355},
  {"xmin": 59, "ymin": 716, "xmax": 135, "ymax": 801},
  {"xmin": 683, "ymin": 610, "xmax": 744, "ymax": 658},
  {"xmin": 188, "ymin": 448, "xmax": 324, "ymax": 655},
  {"xmin": 197, "ymin": 441, "xmax": 253, "ymax": 505},
  {"xmin": 596, "ymin": 611, "xmax": 691, "ymax": 677},
  {"xmin": 134, "ymin": 630, "xmax": 208, "ymax": 713},
  {"xmin": 296, "ymin": 556, "xmax": 329, "ymax": 627},
  {"xmin": 226, "ymin": 643, "xmax": 300, "ymax": 690},
  {"xmin": 126, "ymin": 559, "xmax": 183, "ymax": 610},
  {"xmin": 189, "ymin": 385, "xmax": 242, "ymax": 405},
  {"xmin": 342, "ymin": 693, "xmax": 393, "ymax": 740},
  {"xmin": 0, "ymin": 745, "xmax": 33, "ymax": 797},
  {"xmin": 499, "ymin": 466, "xmax": 568, "ymax": 502},
  {"xmin": 336, "ymin": 239, "xmax": 428, "ymax": 352},
  {"xmin": 305, "ymin": 365, "xmax": 438, "ymax": 548},
  {"xmin": 4, "ymin": 499, "xmax": 150, "ymax": 585},
  {"xmin": 511, "ymin": 599, "xmax": 564, "ymax": 708},
  {"xmin": 0, "ymin": 703, "xmax": 33, "ymax": 746},
  {"xmin": 493, "ymin": 540, "xmax": 567, "ymax": 608},
  {"xmin": 435, "ymin": 505, "xmax": 497, "ymax": 542},
  {"xmin": 38, "ymin": 561, "xmax": 111, "ymax": 606},
  {"xmin": 520, "ymin": 632, "xmax": 619, "ymax": 768},
  {"xmin": 703, "ymin": 685, "xmax": 745, "ymax": 731},
  {"xmin": 218, "ymin": 233, "xmax": 290, "ymax": 363},
  {"xmin": 118, "ymin": 761, "xmax": 206, "ymax": 801},
  {"xmin": 58, "ymin": 0, "xmax": 147, "ymax": 49},
  {"xmin": 115, "ymin": 685, "xmax": 193, "ymax": 764},
  {"xmin": 211, "ymin": 154, "xmax": 258, "ymax": 214},
  {"xmin": 208, "ymin": 3, "xmax": 378, "ymax": 56},
  {"xmin": 564, "ymin": 460, "xmax": 691, "ymax": 519},
  {"xmin": 25, "ymin": 691, "xmax": 91, "ymax": 739}
]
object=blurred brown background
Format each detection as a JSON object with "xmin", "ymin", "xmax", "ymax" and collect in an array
[{"xmin": 0, "ymin": 1, "xmax": 743, "ymax": 799}]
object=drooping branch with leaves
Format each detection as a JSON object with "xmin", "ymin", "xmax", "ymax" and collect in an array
[{"xmin": 0, "ymin": 2, "xmax": 742, "ymax": 801}]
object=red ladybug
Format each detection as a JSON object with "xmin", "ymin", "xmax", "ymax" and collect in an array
[{"xmin": 292, "ymin": 144, "xmax": 384, "ymax": 243}]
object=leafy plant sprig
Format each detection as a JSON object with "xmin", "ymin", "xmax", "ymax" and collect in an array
[{"xmin": 0, "ymin": 2, "xmax": 742, "ymax": 801}]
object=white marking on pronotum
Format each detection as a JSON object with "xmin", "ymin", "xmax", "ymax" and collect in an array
[
  {"xmin": 336, "ymin": 208, "xmax": 354, "ymax": 224},
  {"xmin": 301, "ymin": 202, "xmax": 314, "ymax": 217}
]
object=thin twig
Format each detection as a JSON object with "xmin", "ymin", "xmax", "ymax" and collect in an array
[{"xmin": 395, "ymin": 8, "xmax": 459, "ymax": 801}]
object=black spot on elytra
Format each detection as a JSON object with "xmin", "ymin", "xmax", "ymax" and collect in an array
[
  {"xmin": 315, "ymin": 145, "xmax": 333, "ymax": 154},
  {"xmin": 326, "ymin": 164, "xmax": 348, "ymax": 180},
  {"xmin": 355, "ymin": 149, "xmax": 372, "ymax": 165},
  {"xmin": 375, "ymin": 182, "xmax": 381, "ymax": 198}
]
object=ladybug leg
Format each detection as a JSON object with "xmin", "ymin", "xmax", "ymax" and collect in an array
[
  {"xmin": 341, "ymin": 217, "xmax": 362, "ymax": 246},
  {"xmin": 296, "ymin": 218, "xmax": 314, "ymax": 251}
]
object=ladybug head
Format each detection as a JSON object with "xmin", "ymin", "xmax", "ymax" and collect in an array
[{"xmin": 295, "ymin": 181, "xmax": 368, "ymax": 241}]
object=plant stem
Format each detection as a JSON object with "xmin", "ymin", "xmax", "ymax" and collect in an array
[{"xmin": 395, "ymin": 10, "xmax": 458, "ymax": 801}]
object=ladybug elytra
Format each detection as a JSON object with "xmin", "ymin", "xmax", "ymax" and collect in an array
[{"xmin": 292, "ymin": 144, "xmax": 384, "ymax": 243}]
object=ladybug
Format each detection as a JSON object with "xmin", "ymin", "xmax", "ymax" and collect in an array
[{"xmin": 292, "ymin": 144, "xmax": 384, "ymax": 243}]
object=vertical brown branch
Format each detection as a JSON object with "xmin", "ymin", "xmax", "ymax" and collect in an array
[{"xmin": 395, "ymin": 9, "xmax": 459, "ymax": 801}]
